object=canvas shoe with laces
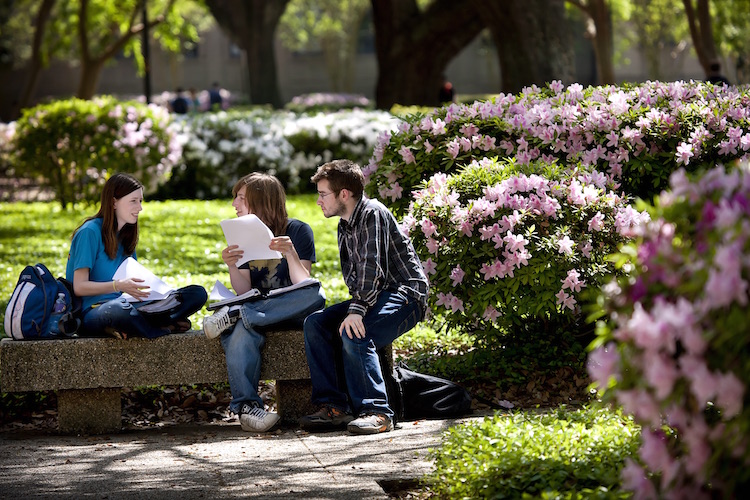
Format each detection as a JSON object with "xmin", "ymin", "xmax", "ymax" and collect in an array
[
  {"xmin": 202, "ymin": 305, "xmax": 239, "ymax": 339},
  {"xmin": 239, "ymin": 404, "xmax": 280, "ymax": 433},
  {"xmin": 347, "ymin": 413, "xmax": 393, "ymax": 435},
  {"xmin": 299, "ymin": 405, "xmax": 354, "ymax": 432}
]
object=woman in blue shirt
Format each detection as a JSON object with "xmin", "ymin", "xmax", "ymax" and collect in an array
[{"xmin": 66, "ymin": 173, "xmax": 207, "ymax": 339}]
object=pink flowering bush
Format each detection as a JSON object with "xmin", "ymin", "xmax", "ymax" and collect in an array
[
  {"xmin": 11, "ymin": 96, "xmax": 182, "ymax": 208},
  {"xmin": 589, "ymin": 163, "xmax": 750, "ymax": 497},
  {"xmin": 405, "ymin": 156, "xmax": 649, "ymax": 342},
  {"xmin": 366, "ymin": 81, "xmax": 750, "ymax": 217}
]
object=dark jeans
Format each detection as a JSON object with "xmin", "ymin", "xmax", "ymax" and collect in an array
[
  {"xmin": 81, "ymin": 285, "xmax": 207, "ymax": 339},
  {"xmin": 303, "ymin": 290, "xmax": 423, "ymax": 419}
]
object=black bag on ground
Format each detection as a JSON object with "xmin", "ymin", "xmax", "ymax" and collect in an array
[{"xmin": 384, "ymin": 361, "xmax": 473, "ymax": 423}]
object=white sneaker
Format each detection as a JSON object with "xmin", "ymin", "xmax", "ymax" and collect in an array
[
  {"xmin": 240, "ymin": 406, "xmax": 280, "ymax": 433},
  {"xmin": 202, "ymin": 306, "xmax": 238, "ymax": 339}
]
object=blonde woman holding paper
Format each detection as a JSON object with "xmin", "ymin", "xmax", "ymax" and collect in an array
[
  {"xmin": 203, "ymin": 172, "xmax": 326, "ymax": 433},
  {"xmin": 66, "ymin": 173, "xmax": 207, "ymax": 339}
]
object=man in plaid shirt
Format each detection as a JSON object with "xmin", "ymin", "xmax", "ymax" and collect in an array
[{"xmin": 300, "ymin": 159, "xmax": 429, "ymax": 434}]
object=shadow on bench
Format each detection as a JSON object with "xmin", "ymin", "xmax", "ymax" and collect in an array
[{"xmin": 0, "ymin": 330, "xmax": 315, "ymax": 434}]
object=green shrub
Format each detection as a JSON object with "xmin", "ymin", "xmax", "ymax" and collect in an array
[
  {"xmin": 367, "ymin": 81, "xmax": 750, "ymax": 217},
  {"xmin": 427, "ymin": 406, "xmax": 639, "ymax": 498},
  {"xmin": 405, "ymin": 156, "xmax": 648, "ymax": 346},
  {"xmin": 11, "ymin": 96, "xmax": 181, "ymax": 208}
]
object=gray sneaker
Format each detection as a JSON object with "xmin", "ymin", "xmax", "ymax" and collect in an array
[
  {"xmin": 347, "ymin": 413, "xmax": 393, "ymax": 435},
  {"xmin": 299, "ymin": 405, "xmax": 354, "ymax": 432},
  {"xmin": 203, "ymin": 306, "xmax": 238, "ymax": 339},
  {"xmin": 239, "ymin": 405, "xmax": 280, "ymax": 433}
]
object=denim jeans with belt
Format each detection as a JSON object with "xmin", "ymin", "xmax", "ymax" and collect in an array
[
  {"xmin": 303, "ymin": 290, "xmax": 423, "ymax": 419},
  {"xmin": 81, "ymin": 284, "xmax": 208, "ymax": 339},
  {"xmin": 220, "ymin": 283, "xmax": 326, "ymax": 414}
]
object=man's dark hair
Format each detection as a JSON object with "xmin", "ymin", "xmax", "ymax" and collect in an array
[{"xmin": 311, "ymin": 159, "xmax": 365, "ymax": 199}]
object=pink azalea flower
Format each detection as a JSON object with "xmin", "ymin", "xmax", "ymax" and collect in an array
[
  {"xmin": 422, "ymin": 258, "xmax": 437, "ymax": 275},
  {"xmin": 399, "ymin": 145, "xmax": 415, "ymax": 164},
  {"xmin": 621, "ymin": 459, "xmax": 657, "ymax": 499},
  {"xmin": 421, "ymin": 219, "xmax": 437, "ymax": 238},
  {"xmin": 555, "ymin": 289, "xmax": 576, "ymax": 310},
  {"xmin": 587, "ymin": 343, "xmax": 619, "ymax": 388},
  {"xmin": 556, "ymin": 235, "xmax": 575, "ymax": 255},
  {"xmin": 450, "ymin": 265, "xmax": 465, "ymax": 286},
  {"xmin": 715, "ymin": 372, "xmax": 745, "ymax": 418},
  {"xmin": 482, "ymin": 306, "xmax": 501, "ymax": 321},
  {"xmin": 676, "ymin": 142, "xmax": 694, "ymax": 165}
]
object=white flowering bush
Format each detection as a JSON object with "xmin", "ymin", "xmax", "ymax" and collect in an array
[
  {"xmin": 366, "ymin": 81, "xmax": 750, "ymax": 217},
  {"xmin": 11, "ymin": 96, "xmax": 182, "ymax": 208},
  {"xmin": 164, "ymin": 108, "xmax": 400, "ymax": 198},
  {"xmin": 406, "ymin": 156, "xmax": 649, "ymax": 343},
  {"xmin": 589, "ymin": 164, "xmax": 750, "ymax": 498}
]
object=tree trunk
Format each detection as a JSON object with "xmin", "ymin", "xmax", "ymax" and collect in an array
[
  {"xmin": 206, "ymin": 0, "xmax": 289, "ymax": 108},
  {"xmin": 77, "ymin": 59, "xmax": 106, "ymax": 99},
  {"xmin": 587, "ymin": 0, "xmax": 615, "ymax": 84},
  {"xmin": 371, "ymin": 0, "xmax": 485, "ymax": 109},
  {"xmin": 682, "ymin": 0, "xmax": 719, "ymax": 73},
  {"xmin": 15, "ymin": 0, "xmax": 56, "ymax": 115},
  {"xmin": 481, "ymin": 0, "xmax": 574, "ymax": 94}
]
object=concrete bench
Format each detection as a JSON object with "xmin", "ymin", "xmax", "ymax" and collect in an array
[{"xmin": 0, "ymin": 330, "xmax": 316, "ymax": 434}]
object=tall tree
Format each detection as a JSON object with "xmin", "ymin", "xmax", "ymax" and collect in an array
[
  {"xmin": 682, "ymin": 0, "xmax": 719, "ymax": 73},
  {"xmin": 566, "ymin": 0, "xmax": 615, "ymax": 84},
  {"xmin": 479, "ymin": 0, "xmax": 575, "ymax": 93},
  {"xmin": 370, "ymin": 0, "xmax": 485, "ymax": 109},
  {"xmin": 279, "ymin": 0, "xmax": 369, "ymax": 93},
  {"xmin": 2, "ymin": 0, "xmax": 209, "ymax": 105},
  {"xmin": 15, "ymin": 0, "xmax": 56, "ymax": 113},
  {"xmin": 205, "ymin": 0, "xmax": 289, "ymax": 108}
]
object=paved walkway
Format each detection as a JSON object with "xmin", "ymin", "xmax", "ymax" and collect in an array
[{"xmin": 0, "ymin": 416, "xmax": 483, "ymax": 499}]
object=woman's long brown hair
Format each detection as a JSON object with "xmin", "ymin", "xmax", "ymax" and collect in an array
[
  {"xmin": 232, "ymin": 173, "xmax": 289, "ymax": 236},
  {"xmin": 72, "ymin": 173, "xmax": 142, "ymax": 259}
]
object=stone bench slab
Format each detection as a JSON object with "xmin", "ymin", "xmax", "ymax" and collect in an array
[{"xmin": 0, "ymin": 330, "xmax": 314, "ymax": 434}]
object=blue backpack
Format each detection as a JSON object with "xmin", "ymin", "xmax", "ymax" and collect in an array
[{"xmin": 4, "ymin": 264, "xmax": 81, "ymax": 340}]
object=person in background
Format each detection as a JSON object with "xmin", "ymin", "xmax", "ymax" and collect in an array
[
  {"xmin": 438, "ymin": 75, "xmax": 455, "ymax": 104},
  {"xmin": 188, "ymin": 87, "xmax": 201, "ymax": 113},
  {"xmin": 66, "ymin": 173, "xmax": 207, "ymax": 339},
  {"xmin": 208, "ymin": 82, "xmax": 224, "ymax": 111},
  {"xmin": 299, "ymin": 159, "xmax": 429, "ymax": 435},
  {"xmin": 707, "ymin": 61, "xmax": 731, "ymax": 86},
  {"xmin": 203, "ymin": 172, "xmax": 326, "ymax": 432},
  {"xmin": 170, "ymin": 87, "xmax": 189, "ymax": 114}
]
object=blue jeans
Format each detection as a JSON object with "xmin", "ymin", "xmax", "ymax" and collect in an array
[
  {"xmin": 303, "ymin": 290, "xmax": 423, "ymax": 419},
  {"xmin": 220, "ymin": 284, "xmax": 326, "ymax": 414},
  {"xmin": 81, "ymin": 285, "xmax": 207, "ymax": 339}
]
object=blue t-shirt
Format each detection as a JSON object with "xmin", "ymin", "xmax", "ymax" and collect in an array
[
  {"xmin": 240, "ymin": 218, "xmax": 316, "ymax": 294},
  {"xmin": 66, "ymin": 218, "xmax": 134, "ymax": 310}
]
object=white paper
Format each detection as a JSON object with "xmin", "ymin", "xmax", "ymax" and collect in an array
[
  {"xmin": 209, "ymin": 280, "xmax": 237, "ymax": 301},
  {"xmin": 113, "ymin": 257, "xmax": 174, "ymax": 302},
  {"xmin": 220, "ymin": 214, "xmax": 282, "ymax": 266},
  {"xmin": 207, "ymin": 280, "xmax": 261, "ymax": 310}
]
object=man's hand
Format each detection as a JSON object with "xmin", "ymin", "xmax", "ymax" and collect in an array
[{"xmin": 339, "ymin": 313, "xmax": 365, "ymax": 339}]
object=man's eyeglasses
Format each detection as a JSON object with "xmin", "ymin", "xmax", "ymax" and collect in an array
[{"xmin": 317, "ymin": 191, "xmax": 336, "ymax": 199}]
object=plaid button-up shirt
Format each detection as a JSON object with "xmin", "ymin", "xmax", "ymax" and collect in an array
[{"xmin": 338, "ymin": 196, "xmax": 429, "ymax": 317}]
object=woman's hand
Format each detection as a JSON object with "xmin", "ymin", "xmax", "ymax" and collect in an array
[
  {"xmin": 116, "ymin": 278, "xmax": 150, "ymax": 301},
  {"xmin": 221, "ymin": 244, "xmax": 243, "ymax": 267},
  {"xmin": 269, "ymin": 236, "xmax": 298, "ymax": 258}
]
